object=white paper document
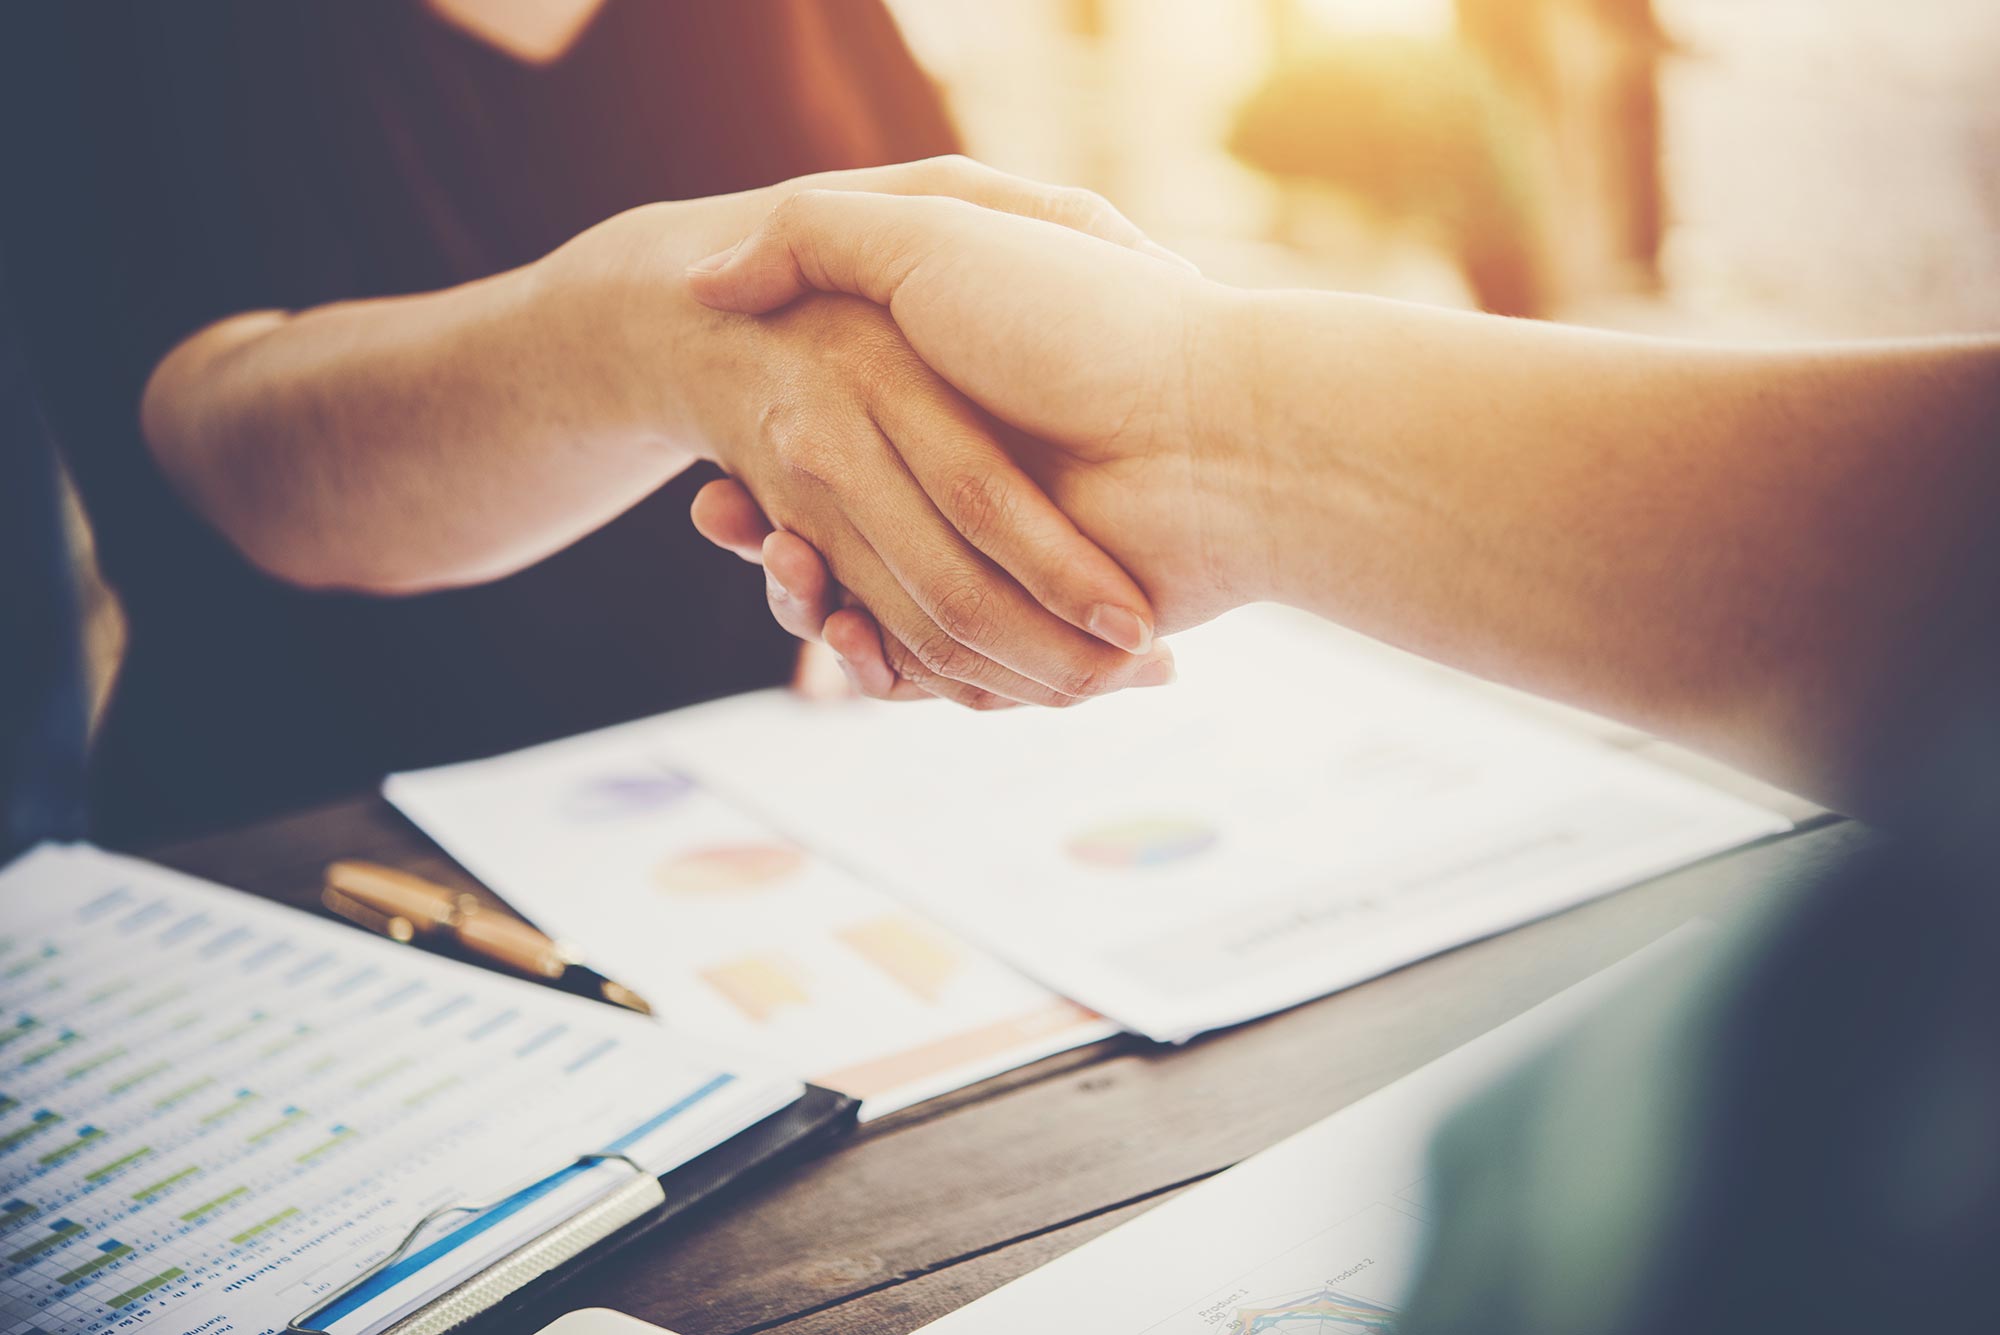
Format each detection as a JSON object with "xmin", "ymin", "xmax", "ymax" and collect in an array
[
  {"xmin": 915, "ymin": 933, "xmax": 1695, "ymax": 1334},
  {"xmin": 386, "ymin": 755, "xmax": 1113, "ymax": 1119},
  {"xmin": 639, "ymin": 608, "xmax": 1789, "ymax": 1041},
  {"xmin": 0, "ymin": 845, "xmax": 797, "ymax": 1335}
]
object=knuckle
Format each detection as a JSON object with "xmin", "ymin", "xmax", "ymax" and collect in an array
[
  {"xmin": 761, "ymin": 404, "xmax": 841, "ymax": 484},
  {"xmin": 927, "ymin": 576, "xmax": 994, "ymax": 646},
  {"xmin": 926, "ymin": 153, "xmax": 978, "ymax": 187},
  {"xmin": 770, "ymin": 189, "xmax": 821, "ymax": 229},
  {"xmin": 1055, "ymin": 185, "xmax": 1116, "ymax": 232},
  {"xmin": 1052, "ymin": 660, "xmax": 1108, "ymax": 700},
  {"xmin": 910, "ymin": 625, "xmax": 982, "ymax": 681},
  {"xmin": 878, "ymin": 636, "xmax": 930, "ymax": 686},
  {"xmin": 944, "ymin": 469, "xmax": 1014, "ymax": 544}
]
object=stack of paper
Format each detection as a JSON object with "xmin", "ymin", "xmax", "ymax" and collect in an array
[
  {"xmin": 390, "ymin": 607, "xmax": 1786, "ymax": 1055},
  {"xmin": 386, "ymin": 757, "xmax": 1114, "ymax": 1119}
]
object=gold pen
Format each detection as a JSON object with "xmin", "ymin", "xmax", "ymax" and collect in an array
[{"xmin": 321, "ymin": 859, "xmax": 654, "ymax": 1016}]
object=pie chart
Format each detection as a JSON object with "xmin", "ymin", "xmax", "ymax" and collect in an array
[
  {"xmin": 655, "ymin": 843, "xmax": 804, "ymax": 895},
  {"xmin": 561, "ymin": 769, "xmax": 696, "ymax": 821},
  {"xmin": 1066, "ymin": 816, "xmax": 1220, "ymax": 870}
]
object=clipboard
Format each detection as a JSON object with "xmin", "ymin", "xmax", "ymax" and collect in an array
[{"xmin": 291, "ymin": 1084, "xmax": 857, "ymax": 1335}]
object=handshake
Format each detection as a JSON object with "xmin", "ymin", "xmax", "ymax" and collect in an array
[{"xmin": 672, "ymin": 157, "xmax": 1258, "ymax": 711}]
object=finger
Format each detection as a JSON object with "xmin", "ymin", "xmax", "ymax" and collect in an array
[
  {"xmin": 690, "ymin": 477, "xmax": 773, "ymax": 562},
  {"xmin": 880, "ymin": 635, "xmax": 1032, "ymax": 715},
  {"xmin": 823, "ymin": 606, "xmax": 929, "ymax": 702},
  {"xmin": 790, "ymin": 642, "xmax": 853, "ymax": 701},
  {"xmin": 689, "ymin": 175, "xmax": 1198, "ymax": 317},
  {"xmin": 687, "ymin": 191, "xmax": 1035, "ymax": 316},
  {"xmin": 899, "ymin": 156, "xmax": 1198, "ymax": 273},
  {"xmin": 827, "ymin": 601, "xmax": 1014, "ymax": 710},
  {"xmin": 761, "ymin": 529, "xmax": 840, "ymax": 642},
  {"xmin": 801, "ymin": 418, "xmax": 1164, "ymax": 701},
  {"xmin": 808, "ymin": 510, "xmax": 1094, "ymax": 708},
  {"xmin": 870, "ymin": 382, "xmax": 1156, "ymax": 655}
]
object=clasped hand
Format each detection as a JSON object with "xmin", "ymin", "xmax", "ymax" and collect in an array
[
  {"xmin": 560, "ymin": 156, "xmax": 1197, "ymax": 709},
  {"xmin": 677, "ymin": 167, "xmax": 1253, "ymax": 706}
]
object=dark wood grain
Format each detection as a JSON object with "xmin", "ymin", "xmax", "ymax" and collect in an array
[
  {"xmin": 147, "ymin": 797, "xmax": 1866, "ymax": 1335},
  {"xmin": 762, "ymin": 1188, "xmax": 1195, "ymax": 1335}
]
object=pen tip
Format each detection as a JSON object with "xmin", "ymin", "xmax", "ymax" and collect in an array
[{"xmin": 601, "ymin": 981, "xmax": 654, "ymax": 1016}]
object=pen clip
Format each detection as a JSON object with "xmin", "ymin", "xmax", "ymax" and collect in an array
[{"xmin": 285, "ymin": 1151, "xmax": 649, "ymax": 1335}]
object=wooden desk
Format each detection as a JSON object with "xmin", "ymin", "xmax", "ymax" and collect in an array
[{"xmin": 148, "ymin": 796, "xmax": 1865, "ymax": 1335}]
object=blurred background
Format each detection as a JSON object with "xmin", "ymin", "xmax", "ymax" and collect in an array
[
  {"xmin": 886, "ymin": 0, "xmax": 2000, "ymax": 338},
  {"xmin": 61, "ymin": 0, "xmax": 2000, "ymax": 723}
]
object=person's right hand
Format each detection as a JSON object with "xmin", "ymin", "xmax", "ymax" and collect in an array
[
  {"xmin": 542, "ymin": 159, "xmax": 1187, "ymax": 707},
  {"xmin": 681, "ymin": 190, "xmax": 1262, "ymax": 694}
]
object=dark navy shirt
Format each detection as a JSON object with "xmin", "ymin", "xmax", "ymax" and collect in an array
[
  {"xmin": 0, "ymin": 0, "xmax": 954, "ymax": 846},
  {"xmin": 0, "ymin": 260, "xmax": 88, "ymax": 861}
]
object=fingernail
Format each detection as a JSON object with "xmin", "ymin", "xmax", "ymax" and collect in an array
[
  {"xmin": 834, "ymin": 657, "xmax": 860, "ymax": 693},
  {"xmin": 1130, "ymin": 650, "xmax": 1177, "ymax": 688},
  {"xmin": 1086, "ymin": 604, "xmax": 1153, "ymax": 655},
  {"xmin": 686, "ymin": 240, "xmax": 741, "ymax": 275},
  {"xmin": 766, "ymin": 570, "xmax": 791, "ymax": 602}
]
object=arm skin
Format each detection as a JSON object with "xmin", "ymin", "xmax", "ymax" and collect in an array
[
  {"xmin": 686, "ymin": 191, "xmax": 2000, "ymax": 815},
  {"xmin": 139, "ymin": 159, "xmax": 1182, "ymax": 708}
]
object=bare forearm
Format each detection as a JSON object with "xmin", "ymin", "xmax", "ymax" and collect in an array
[
  {"xmin": 138, "ymin": 253, "xmax": 688, "ymax": 592},
  {"xmin": 1208, "ymin": 291, "xmax": 2000, "ymax": 810}
]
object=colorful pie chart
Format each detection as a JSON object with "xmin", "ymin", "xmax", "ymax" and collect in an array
[
  {"xmin": 561, "ymin": 769, "xmax": 696, "ymax": 821},
  {"xmin": 1066, "ymin": 817, "xmax": 1220, "ymax": 870},
  {"xmin": 655, "ymin": 843, "xmax": 804, "ymax": 895}
]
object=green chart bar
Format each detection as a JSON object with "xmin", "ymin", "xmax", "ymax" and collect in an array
[
  {"xmin": 36, "ymin": 1125, "xmax": 106, "ymax": 1167},
  {"xmin": 7, "ymin": 1218, "xmax": 84, "ymax": 1263},
  {"xmin": 125, "ymin": 986, "xmax": 185, "ymax": 1019},
  {"xmin": 294, "ymin": 1126, "xmax": 356, "ymax": 1164},
  {"xmin": 108, "ymin": 1061, "xmax": 170, "ymax": 1098},
  {"xmin": 213, "ymin": 1012, "xmax": 270, "ymax": 1044},
  {"xmin": 56, "ymin": 1240, "xmax": 133, "ymax": 1286},
  {"xmin": 19, "ymin": 1030, "xmax": 80, "ymax": 1067},
  {"xmin": 403, "ymin": 1076, "xmax": 461, "ymax": 1109},
  {"xmin": 0, "ymin": 1110, "xmax": 61, "ymax": 1151},
  {"xmin": 355, "ymin": 1056, "xmax": 413, "ymax": 1092},
  {"xmin": 178, "ymin": 1185, "xmax": 248, "ymax": 1222},
  {"xmin": 229, "ymin": 1207, "xmax": 300, "ymax": 1245},
  {"xmin": 131, "ymin": 1165, "xmax": 201, "ymax": 1202},
  {"xmin": 85, "ymin": 1146, "xmax": 154, "ymax": 1183},
  {"xmin": 108, "ymin": 1266, "xmax": 186, "ymax": 1310},
  {"xmin": 199, "ymin": 1090, "xmax": 260, "ymax": 1126},
  {"xmin": 153, "ymin": 1076, "xmax": 216, "ymax": 1112},
  {"xmin": 247, "ymin": 1106, "xmax": 308, "ymax": 1144},
  {"xmin": 65, "ymin": 1045, "xmax": 128, "ymax": 1082},
  {"xmin": 0, "ymin": 1198, "xmax": 40, "ymax": 1229}
]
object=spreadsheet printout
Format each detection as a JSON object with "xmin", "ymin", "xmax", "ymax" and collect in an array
[{"xmin": 0, "ymin": 845, "xmax": 796, "ymax": 1335}]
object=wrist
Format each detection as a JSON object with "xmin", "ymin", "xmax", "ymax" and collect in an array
[
  {"xmin": 528, "ymin": 202, "xmax": 723, "ymax": 456},
  {"xmin": 1183, "ymin": 284, "xmax": 1297, "ymax": 609}
]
